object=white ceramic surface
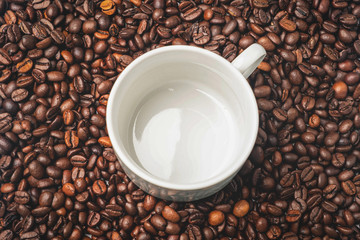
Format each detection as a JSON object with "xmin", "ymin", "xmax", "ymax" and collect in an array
[{"xmin": 107, "ymin": 44, "xmax": 266, "ymax": 201}]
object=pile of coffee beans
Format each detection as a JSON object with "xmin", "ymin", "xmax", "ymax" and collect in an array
[{"xmin": 0, "ymin": 0, "xmax": 359, "ymax": 239}]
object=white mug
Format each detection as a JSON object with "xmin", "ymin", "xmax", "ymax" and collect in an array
[{"xmin": 107, "ymin": 44, "xmax": 266, "ymax": 201}]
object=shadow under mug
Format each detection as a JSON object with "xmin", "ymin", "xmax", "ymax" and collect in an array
[{"xmin": 107, "ymin": 44, "xmax": 266, "ymax": 201}]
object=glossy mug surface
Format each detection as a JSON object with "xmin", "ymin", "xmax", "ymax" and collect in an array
[{"xmin": 107, "ymin": 44, "xmax": 266, "ymax": 201}]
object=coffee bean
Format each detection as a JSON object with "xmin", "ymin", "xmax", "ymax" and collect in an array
[
  {"xmin": 208, "ymin": 210, "xmax": 224, "ymax": 226},
  {"xmin": 0, "ymin": 49, "xmax": 12, "ymax": 65},
  {"xmin": 92, "ymin": 180, "xmax": 107, "ymax": 195},
  {"xmin": 280, "ymin": 173, "xmax": 294, "ymax": 187},
  {"xmin": 46, "ymin": 71, "xmax": 65, "ymax": 81},
  {"xmin": 272, "ymin": 108, "xmax": 287, "ymax": 121},
  {"xmin": 342, "ymin": 180, "xmax": 357, "ymax": 196},
  {"xmin": 151, "ymin": 214, "xmax": 167, "ymax": 231},
  {"xmin": 222, "ymin": 43, "xmax": 237, "ymax": 62},
  {"xmin": 28, "ymin": 160, "xmax": 44, "ymax": 179},
  {"xmin": 182, "ymin": 7, "xmax": 202, "ymax": 21},
  {"xmin": 301, "ymin": 166, "xmax": 315, "ymax": 182},
  {"xmin": 87, "ymin": 211, "xmax": 101, "ymax": 227},
  {"xmin": 323, "ymin": 184, "xmax": 338, "ymax": 199},
  {"xmin": 309, "ymin": 206, "xmax": 323, "ymax": 223},
  {"xmin": 62, "ymin": 182, "xmax": 75, "ymax": 196},
  {"xmin": 267, "ymin": 225, "xmax": 281, "ymax": 239},
  {"xmin": 258, "ymin": 36, "xmax": 275, "ymax": 51},
  {"xmin": 267, "ymin": 204, "xmax": 282, "ymax": 216},
  {"xmin": 38, "ymin": 191, "xmax": 53, "ymax": 207},
  {"xmin": 252, "ymin": 0, "xmax": 269, "ymax": 8},
  {"xmin": 162, "ymin": 206, "xmax": 180, "ymax": 223},
  {"xmin": 324, "ymin": 132, "xmax": 340, "ymax": 146},
  {"xmin": 321, "ymin": 200, "xmax": 338, "ymax": 213},
  {"xmin": 50, "ymin": 29, "xmax": 65, "ymax": 44},
  {"xmin": 279, "ymin": 18, "xmax": 296, "ymax": 32},
  {"xmin": 16, "ymin": 58, "xmax": 33, "ymax": 73},
  {"xmin": 332, "ymin": 81, "xmax": 348, "ymax": 99},
  {"xmin": 0, "ymin": 230, "xmax": 13, "ymax": 240},
  {"xmin": 0, "ymin": 155, "xmax": 11, "ymax": 169},
  {"xmin": 193, "ymin": 25, "xmax": 210, "ymax": 45},
  {"xmin": 14, "ymin": 191, "xmax": 30, "ymax": 205},
  {"xmin": 285, "ymin": 209, "xmax": 301, "ymax": 222},
  {"xmin": 105, "ymin": 204, "xmax": 124, "ymax": 217},
  {"xmin": 233, "ymin": 200, "xmax": 249, "ymax": 217},
  {"xmin": 11, "ymin": 88, "xmax": 28, "ymax": 102},
  {"xmin": 0, "ymin": 114, "xmax": 12, "ymax": 134}
]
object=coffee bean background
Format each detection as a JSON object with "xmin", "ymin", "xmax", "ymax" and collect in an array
[{"xmin": 0, "ymin": 0, "xmax": 360, "ymax": 239}]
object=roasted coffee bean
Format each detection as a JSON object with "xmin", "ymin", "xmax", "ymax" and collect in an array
[
  {"xmin": 323, "ymin": 184, "xmax": 338, "ymax": 199},
  {"xmin": 0, "ymin": 114, "xmax": 12, "ymax": 134},
  {"xmin": 14, "ymin": 191, "xmax": 30, "ymax": 205},
  {"xmin": 28, "ymin": 160, "xmax": 45, "ymax": 179},
  {"xmin": 0, "ymin": 230, "xmax": 13, "ymax": 240},
  {"xmin": 285, "ymin": 209, "xmax": 301, "ymax": 222},
  {"xmin": 16, "ymin": 58, "xmax": 33, "ymax": 73},
  {"xmin": 105, "ymin": 204, "xmax": 123, "ymax": 217},
  {"xmin": 301, "ymin": 166, "xmax": 315, "ymax": 182},
  {"xmin": 92, "ymin": 180, "xmax": 107, "ymax": 195},
  {"xmin": 342, "ymin": 180, "xmax": 356, "ymax": 196},
  {"xmin": 0, "ymin": 49, "xmax": 12, "ymax": 65},
  {"xmin": 182, "ymin": 7, "xmax": 202, "ymax": 21},
  {"xmin": 193, "ymin": 25, "xmax": 210, "ymax": 45},
  {"xmin": 11, "ymin": 88, "xmax": 28, "ymax": 102},
  {"xmin": 0, "ymin": 155, "xmax": 11, "ymax": 169},
  {"xmin": 62, "ymin": 182, "xmax": 75, "ymax": 196},
  {"xmin": 322, "ymin": 200, "xmax": 338, "ymax": 213},
  {"xmin": 233, "ymin": 200, "xmax": 250, "ymax": 217},
  {"xmin": 46, "ymin": 71, "xmax": 65, "ymax": 81}
]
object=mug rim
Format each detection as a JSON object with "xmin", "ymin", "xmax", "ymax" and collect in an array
[{"xmin": 106, "ymin": 45, "xmax": 259, "ymax": 191}]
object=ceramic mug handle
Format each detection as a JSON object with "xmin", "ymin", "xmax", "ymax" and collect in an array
[{"xmin": 231, "ymin": 43, "xmax": 266, "ymax": 79}]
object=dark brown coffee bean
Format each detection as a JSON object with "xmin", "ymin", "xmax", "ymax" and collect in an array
[
  {"xmin": 14, "ymin": 191, "xmax": 30, "ymax": 205},
  {"xmin": 267, "ymin": 204, "xmax": 282, "ymax": 216},
  {"xmin": 331, "ymin": 153, "xmax": 345, "ymax": 168},
  {"xmin": 338, "ymin": 170, "xmax": 354, "ymax": 182},
  {"xmin": 193, "ymin": 25, "xmax": 210, "ymax": 45},
  {"xmin": 279, "ymin": 18, "xmax": 296, "ymax": 32},
  {"xmin": 222, "ymin": 43, "xmax": 237, "ymax": 62},
  {"xmin": 341, "ymin": 180, "xmax": 356, "ymax": 196},
  {"xmin": 266, "ymin": 225, "xmax": 281, "ymax": 239},
  {"xmin": 0, "ymin": 49, "xmax": 12, "ymax": 65},
  {"xmin": 301, "ymin": 166, "xmax": 315, "ymax": 182},
  {"xmin": 92, "ymin": 180, "xmax": 107, "ymax": 195},
  {"xmin": 0, "ymin": 114, "xmax": 12, "ymax": 134},
  {"xmin": 0, "ymin": 230, "xmax": 13, "ymax": 240},
  {"xmin": 39, "ymin": 191, "xmax": 53, "ymax": 207},
  {"xmin": 87, "ymin": 211, "xmax": 101, "ymax": 227},
  {"xmin": 222, "ymin": 20, "xmax": 237, "ymax": 36},
  {"xmin": 28, "ymin": 160, "xmax": 45, "ymax": 179},
  {"xmin": 0, "ymin": 155, "xmax": 11, "ymax": 169},
  {"xmin": 50, "ymin": 29, "xmax": 65, "ymax": 44},
  {"xmin": 285, "ymin": 209, "xmax": 301, "ymax": 222},
  {"xmin": 323, "ymin": 184, "xmax": 338, "ymax": 199},
  {"xmin": 182, "ymin": 7, "xmax": 202, "ymax": 21},
  {"xmin": 46, "ymin": 71, "xmax": 65, "ymax": 81},
  {"xmin": 151, "ymin": 214, "xmax": 167, "ymax": 231},
  {"xmin": 272, "ymin": 108, "xmax": 287, "ymax": 121},
  {"xmin": 324, "ymin": 132, "xmax": 340, "ymax": 146},
  {"xmin": 321, "ymin": 200, "xmax": 338, "ymax": 213},
  {"xmin": 11, "ymin": 88, "xmax": 28, "ymax": 102},
  {"xmin": 105, "ymin": 204, "xmax": 124, "ymax": 217}
]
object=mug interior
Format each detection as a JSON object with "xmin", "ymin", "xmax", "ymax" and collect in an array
[{"xmin": 107, "ymin": 46, "xmax": 258, "ymax": 189}]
